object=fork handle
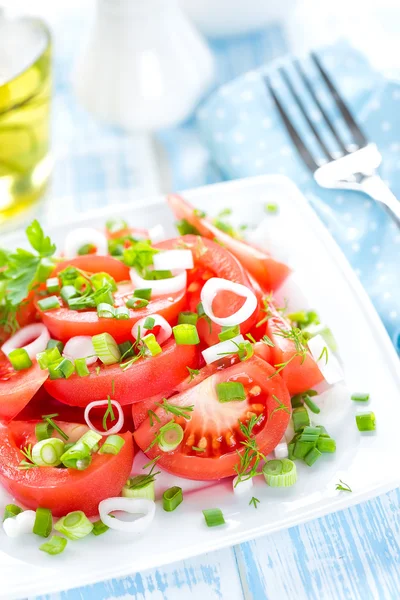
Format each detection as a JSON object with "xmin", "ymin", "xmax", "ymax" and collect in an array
[{"xmin": 361, "ymin": 175, "xmax": 400, "ymax": 228}]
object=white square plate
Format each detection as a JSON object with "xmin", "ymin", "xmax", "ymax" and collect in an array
[{"xmin": 1, "ymin": 175, "xmax": 399, "ymax": 600}]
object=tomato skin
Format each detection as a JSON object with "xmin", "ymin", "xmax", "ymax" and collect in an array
[
  {"xmin": 167, "ymin": 194, "xmax": 291, "ymax": 291},
  {"xmin": 0, "ymin": 355, "xmax": 48, "ymax": 423},
  {"xmin": 45, "ymin": 339, "xmax": 199, "ymax": 407},
  {"xmin": 134, "ymin": 356, "xmax": 291, "ymax": 480},
  {"xmin": 0, "ymin": 421, "xmax": 134, "ymax": 516},
  {"xmin": 52, "ymin": 255, "xmax": 130, "ymax": 282},
  {"xmin": 37, "ymin": 284, "xmax": 186, "ymax": 343}
]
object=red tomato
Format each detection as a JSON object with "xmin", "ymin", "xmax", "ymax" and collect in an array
[
  {"xmin": 106, "ymin": 226, "xmax": 149, "ymax": 240},
  {"xmin": 156, "ymin": 235, "xmax": 261, "ymax": 345},
  {"xmin": 0, "ymin": 354, "xmax": 48, "ymax": 423},
  {"xmin": 265, "ymin": 304, "xmax": 324, "ymax": 395},
  {"xmin": 134, "ymin": 356, "xmax": 291, "ymax": 480},
  {"xmin": 53, "ymin": 255, "xmax": 130, "ymax": 282},
  {"xmin": 0, "ymin": 421, "xmax": 134, "ymax": 516},
  {"xmin": 37, "ymin": 283, "xmax": 186, "ymax": 343},
  {"xmin": 167, "ymin": 194, "xmax": 291, "ymax": 291},
  {"xmin": 0, "ymin": 292, "xmax": 37, "ymax": 345},
  {"xmin": 45, "ymin": 339, "xmax": 199, "ymax": 407}
]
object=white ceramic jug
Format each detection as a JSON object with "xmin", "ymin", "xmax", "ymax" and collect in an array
[{"xmin": 73, "ymin": 0, "xmax": 214, "ymax": 131}]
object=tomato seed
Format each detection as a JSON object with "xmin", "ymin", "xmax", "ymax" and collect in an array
[
  {"xmin": 185, "ymin": 433, "xmax": 195, "ymax": 446},
  {"xmin": 250, "ymin": 403, "xmax": 264, "ymax": 413},
  {"xmin": 188, "ymin": 282, "xmax": 200, "ymax": 292},
  {"xmin": 249, "ymin": 386, "xmax": 261, "ymax": 396},
  {"xmin": 198, "ymin": 437, "xmax": 207, "ymax": 449}
]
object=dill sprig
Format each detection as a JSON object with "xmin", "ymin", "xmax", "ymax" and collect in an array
[
  {"xmin": 155, "ymin": 398, "xmax": 194, "ymax": 421},
  {"xmin": 336, "ymin": 480, "xmax": 352, "ymax": 492},
  {"xmin": 234, "ymin": 415, "xmax": 265, "ymax": 485},
  {"xmin": 186, "ymin": 366, "xmax": 200, "ymax": 381},
  {"xmin": 125, "ymin": 463, "xmax": 160, "ymax": 491},
  {"xmin": 18, "ymin": 444, "xmax": 37, "ymax": 470},
  {"xmin": 249, "ymin": 496, "xmax": 260, "ymax": 509}
]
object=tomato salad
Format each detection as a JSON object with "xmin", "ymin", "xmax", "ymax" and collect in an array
[{"xmin": 0, "ymin": 196, "xmax": 361, "ymax": 555}]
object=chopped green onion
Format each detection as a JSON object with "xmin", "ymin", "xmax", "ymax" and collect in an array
[
  {"xmin": 99, "ymin": 435, "xmax": 125, "ymax": 455},
  {"xmin": 202, "ymin": 508, "xmax": 225, "ymax": 528},
  {"xmin": 133, "ymin": 288, "xmax": 152, "ymax": 300},
  {"xmin": 79, "ymin": 430, "xmax": 103, "ymax": 451},
  {"xmin": 126, "ymin": 297, "xmax": 149, "ymax": 309},
  {"xmin": 144, "ymin": 316, "xmax": 156, "ymax": 330},
  {"xmin": 48, "ymin": 359, "xmax": 64, "ymax": 380},
  {"xmin": 237, "ymin": 340, "xmax": 254, "ymax": 362},
  {"xmin": 143, "ymin": 333, "xmax": 162, "ymax": 356},
  {"xmin": 351, "ymin": 392, "xmax": 370, "ymax": 402},
  {"xmin": 74, "ymin": 358, "xmax": 90, "ymax": 377},
  {"xmin": 292, "ymin": 407, "xmax": 310, "ymax": 432},
  {"xmin": 316, "ymin": 437, "xmax": 336, "ymax": 453},
  {"xmin": 265, "ymin": 202, "xmax": 279, "ymax": 214},
  {"xmin": 172, "ymin": 324, "xmax": 200, "ymax": 345},
  {"xmin": 77, "ymin": 243, "xmax": 96, "ymax": 255},
  {"xmin": 118, "ymin": 341, "xmax": 134, "ymax": 358},
  {"xmin": 37, "ymin": 295, "xmax": 61, "ymax": 311},
  {"xmin": 54, "ymin": 511, "xmax": 93, "ymax": 540},
  {"xmin": 263, "ymin": 458, "xmax": 297, "ymax": 487},
  {"xmin": 356, "ymin": 412, "xmax": 376, "ymax": 432},
  {"xmin": 218, "ymin": 325, "xmax": 240, "ymax": 342},
  {"xmin": 216, "ymin": 381, "xmax": 246, "ymax": 403},
  {"xmin": 60, "ymin": 441, "xmax": 91, "ymax": 469},
  {"xmin": 8, "ymin": 348, "xmax": 32, "ymax": 371},
  {"xmin": 158, "ymin": 422, "xmax": 184, "ymax": 452},
  {"xmin": 291, "ymin": 394, "xmax": 304, "ymax": 408},
  {"xmin": 92, "ymin": 520, "xmax": 109, "ymax": 536},
  {"xmin": 176, "ymin": 219, "xmax": 200, "ymax": 236},
  {"xmin": 47, "ymin": 339, "xmax": 64, "ymax": 353},
  {"xmin": 46, "ymin": 277, "xmax": 60, "ymax": 294},
  {"xmin": 115, "ymin": 306, "xmax": 129, "ymax": 320},
  {"xmin": 106, "ymin": 217, "xmax": 128, "ymax": 234},
  {"xmin": 293, "ymin": 440, "xmax": 315, "ymax": 459},
  {"xmin": 68, "ymin": 296, "xmax": 96, "ymax": 310},
  {"xmin": 288, "ymin": 443, "xmax": 295, "ymax": 460},
  {"xmin": 3, "ymin": 504, "xmax": 22, "ymax": 521},
  {"xmin": 315, "ymin": 425, "xmax": 329, "ymax": 437},
  {"xmin": 60, "ymin": 285, "xmax": 79, "ymax": 303},
  {"xmin": 144, "ymin": 269, "xmax": 173, "ymax": 281},
  {"xmin": 97, "ymin": 303, "xmax": 116, "ymax": 319},
  {"xmin": 52, "ymin": 357, "xmax": 75, "ymax": 379},
  {"xmin": 122, "ymin": 477, "xmax": 155, "ymax": 500},
  {"xmin": 178, "ymin": 311, "xmax": 198, "ymax": 326},
  {"xmin": 91, "ymin": 272, "xmax": 117, "ymax": 292},
  {"xmin": 303, "ymin": 394, "xmax": 321, "ymax": 414},
  {"xmin": 39, "ymin": 535, "xmax": 67, "ymax": 555},
  {"xmin": 32, "ymin": 438, "xmax": 65, "ymax": 467},
  {"xmin": 304, "ymin": 447, "xmax": 322, "ymax": 466},
  {"xmin": 73, "ymin": 276, "xmax": 90, "ymax": 294},
  {"xmin": 36, "ymin": 347, "xmax": 62, "ymax": 370},
  {"xmin": 163, "ymin": 486, "xmax": 183, "ymax": 512},
  {"xmin": 92, "ymin": 333, "xmax": 121, "ymax": 365},
  {"xmin": 58, "ymin": 266, "xmax": 78, "ymax": 286},
  {"xmin": 93, "ymin": 287, "xmax": 114, "ymax": 307},
  {"xmin": 35, "ymin": 421, "xmax": 54, "ymax": 441},
  {"xmin": 33, "ymin": 507, "xmax": 53, "ymax": 538}
]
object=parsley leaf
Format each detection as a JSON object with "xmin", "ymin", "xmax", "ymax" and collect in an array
[{"xmin": 26, "ymin": 219, "xmax": 56, "ymax": 257}]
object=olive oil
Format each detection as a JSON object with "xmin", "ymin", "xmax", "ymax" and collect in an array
[{"xmin": 0, "ymin": 19, "xmax": 51, "ymax": 227}]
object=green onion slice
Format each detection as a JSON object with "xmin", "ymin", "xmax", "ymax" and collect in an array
[
  {"xmin": 31, "ymin": 438, "xmax": 65, "ymax": 467},
  {"xmin": 133, "ymin": 288, "xmax": 152, "ymax": 300},
  {"xmin": 3, "ymin": 504, "xmax": 22, "ymax": 521},
  {"xmin": 202, "ymin": 508, "xmax": 225, "ymax": 527},
  {"xmin": 99, "ymin": 434, "xmax": 125, "ymax": 455},
  {"xmin": 37, "ymin": 296, "xmax": 61, "ymax": 311},
  {"xmin": 97, "ymin": 303, "xmax": 116, "ymax": 319},
  {"xmin": 92, "ymin": 520, "xmax": 109, "ymax": 536},
  {"xmin": 178, "ymin": 311, "xmax": 198, "ymax": 326},
  {"xmin": 33, "ymin": 507, "xmax": 53, "ymax": 538},
  {"xmin": 92, "ymin": 333, "xmax": 121, "ymax": 365},
  {"xmin": 218, "ymin": 325, "xmax": 240, "ymax": 342},
  {"xmin": 122, "ymin": 477, "xmax": 155, "ymax": 501},
  {"xmin": 39, "ymin": 535, "xmax": 67, "ymax": 555},
  {"xmin": 172, "ymin": 324, "xmax": 200, "ymax": 345},
  {"xmin": 35, "ymin": 421, "xmax": 54, "ymax": 442},
  {"xmin": 157, "ymin": 422, "xmax": 184, "ymax": 452},
  {"xmin": 54, "ymin": 510, "xmax": 93, "ymax": 540},
  {"xmin": 356, "ymin": 412, "xmax": 376, "ymax": 432},
  {"xmin": 8, "ymin": 348, "xmax": 32, "ymax": 371},
  {"xmin": 263, "ymin": 458, "xmax": 297, "ymax": 487},
  {"xmin": 351, "ymin": 392, "xmax": 370, "ymax": 402},
  {"xmin": 163, "ymin": 486, "xmax": 183, "ymax": 512},
  {"xmin": 143, "ymin": 333, "xmax": 162, "ymax": 356},
  {"xmin": 216, "ymin": 381, "xmax": 246, "ymax": 403}
]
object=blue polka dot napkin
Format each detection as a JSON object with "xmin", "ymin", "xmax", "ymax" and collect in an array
[{"xmin": 197, "ymin": 41, "xmax": 400, "ymax": 352}]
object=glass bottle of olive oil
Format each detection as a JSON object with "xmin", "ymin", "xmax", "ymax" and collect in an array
[{"xmin": 0, "ymin": 17, "xmax": 51, "ymax": 227}]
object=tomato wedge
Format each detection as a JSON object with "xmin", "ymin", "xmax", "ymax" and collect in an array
[
  {"xmin": 134, "ymin": 356, "xmax": 291, "ymax": 480},
  {"xmin": 37, "ymin": 283, "xmax": 186, "ymax": 343},
  {"xmin": 168, "ymin": 194, "xmax": 291, "ymax": 291},
  {"xmin": 52, "ymin": 255, "xmax": 130, "ymax": 282},
  {"xmin": 45, "ymin": 339, "xmax": 199, "ymax": 407},
  {"xmin": 0, "ymin": 354, "xmax": 48, "ymax": 422},
  {"xmin": 0, "ymin": 421, "xmax": 133, "ymax": 516},
  {"xmin": 156, "ymin": 235, "xmax": 261, "ymax": 345}
]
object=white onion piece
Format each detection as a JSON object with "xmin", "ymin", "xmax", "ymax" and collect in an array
[
  {"xmin": 63, "ymin": 336, "xmax": 98, "ymax": 366},
  {"xmin": 308, "ymin": 335, "xmax": 344, "ymax": 385},
  {"xmin": 3, "ymin": 510, "xmax": 36, "ymax": 538},
  {"xmin": 131, "ymin": 314, "xmax": 172, "ymax": 345},
  {"xmin": 274, "ymin": 441, "xmax": 289, "ymax": 459},
  {"xmin": 202, "ymin": 335, "xmax": 245, "ymax": 365},
  {"xmin": 1, "ymin": 323, "xmax": 50, "ymax": 360},
  {"xmin": 98, "ymin": 498, "xmax": 155, "ymax": 533},
  {"xmin": 130, "ymin": 268, "xmax": 187, "ymax": 296},
  {"xmin": 84, "ymin": 399, "xmax": 124, "ymax": 436},
  {"xmin": 149, "ymin": 224, "xmax": 166, "ymax": 243},
  {"xmin": 64, "ymin": 227, "xmax": 108, "ymax": 258},
  {"xmin": 153, "ymin": 249, "xmax": 194, "ymax": 271},
  {"xmin": 233, "ymin": 476, "xmax": 254, "ymax": 496},
  {"xmin": 309, "ymin": 383, "xmax": 353, "ymax": 431},
  {"xmin": 200, "ymin": 278, "xmax": 257, "ymax": 327}
]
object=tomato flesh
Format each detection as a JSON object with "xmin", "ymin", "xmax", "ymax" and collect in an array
[
  {"xmin": 0, "ymin": 421, "xmax": 134, "ymax": 516},
  {"xmin": 0, "ymin": 354, "xmax": 48, "ymax": 423},
  {"xmin": 52, "ymin": 255, "xmax": 130, "ymax": 282}
]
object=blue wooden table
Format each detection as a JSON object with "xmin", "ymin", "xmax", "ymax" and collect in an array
[{"xmin": 30, "ymin": 10, "xmax": 400, "ymax": 600}]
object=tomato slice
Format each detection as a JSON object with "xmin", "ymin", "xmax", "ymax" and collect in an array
[
  {"xmin": 52, "ymin": 255, "xmax": 130, "ymax": 282},
  {"xmin": 0, "ymin": 354, "xmax": 48, "ymax": 423},
  {"xmin": 134, "ymin": 356, "xmax": 291, "ymax": 480},
  {"xmin": 264, "ymin": 304, "xmax": 324, "ymax": 395},
  {"xmin": 0, "ymin": 421, "xmax": 134, "ymax": 516},
  {"xmin": 156, "ymin": 235, "xmax": 261, "ymax": 345},
  {"xmin": 167, "ymin": 194, "xmax": 291, "ymax": 291},
  {"xmin": 37, "ymin": 283, "xmax": 186, "ymax": 343},
  {"xmin": 45, "ymin": 339, "xmax": 199, "ymax": 407}
]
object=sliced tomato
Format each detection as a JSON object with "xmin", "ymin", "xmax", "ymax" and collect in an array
[
  {"xmin": 0, "ymin": 421, "xmax": 134, "ymax": 516},
  {"xmin": 36, "ymin": 283, "xmax": 186, "ymax": 343},
  {"xmin": 106, "ymin": 226, "xmax": 149, "ymax": 240},
  {"xmin": 168, "ymin": 194, "xmax": 291, "ymax": 291},
  {"xmin": 265, "ymin": 304, "xmax": 324, "ymax": 395},
  {"xmin": 52, "ymin": 255, "xmax": 130, "ymax": 281},
  {"xmin": 0, "ymin": 354, "xmax": 48, "ymax": 423},
  {"xmin": 156, "ymin": 235, "xmax": 261, "ymax": 345},
  {"xmin": 134, "ymin": 356, "xmax": 291, "ymax": 480},
  {"xmin": 45, "ymin": 339, "xmax": 199, "ymax": 407},
  {"xmin": 0, "ymin": 291, "xmax": 37, "ymax": 345}
]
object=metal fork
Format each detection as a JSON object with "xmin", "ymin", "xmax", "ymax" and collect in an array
[{"xmin": 265, "ymin": 53, "xmax": 400, "ymax": 227}]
